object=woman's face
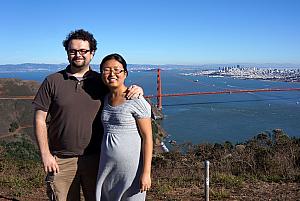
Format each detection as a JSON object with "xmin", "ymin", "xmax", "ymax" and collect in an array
[{"xmin": 101, "ymin": 59, "xmax": 127, "ymax": 89}]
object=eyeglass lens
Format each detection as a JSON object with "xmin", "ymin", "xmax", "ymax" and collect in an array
[
  {"xmin": 68, "ymin": 49, "xmax": 90, "ymax": 55},
  {"xmin": 102, "ymin": 68, "xmax": 124, "ymax": 74}
]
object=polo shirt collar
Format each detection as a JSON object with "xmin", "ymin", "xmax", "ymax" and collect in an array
[{"xmin": 64, "ymin": 65, "xmax": 95, "ymax": 80}]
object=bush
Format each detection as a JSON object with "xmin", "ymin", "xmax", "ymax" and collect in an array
[
  {"xmin": 150, "ymin": 129, "xmax": 300, "ymax": 199},
  {"xmin": 0, "ymin": 136, "xmax": 44, "ymax": 197},
  {"xmin": 8, "ymin": 121, "xmax": 19, "ymax": 132}
]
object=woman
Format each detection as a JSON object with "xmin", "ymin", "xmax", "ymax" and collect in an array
[{"xmin": 96, "ymin": 53, "xmax": 153, "ymax": 201}]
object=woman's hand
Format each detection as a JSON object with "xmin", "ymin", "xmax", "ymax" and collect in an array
[{"xmin": 140, "ymin": 172, "xmax": 151, "ymax": 192}]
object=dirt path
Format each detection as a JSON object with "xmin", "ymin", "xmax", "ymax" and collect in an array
[{"xmin": 0, "ymin": 125, "xmax": 33, "ymax": 139}]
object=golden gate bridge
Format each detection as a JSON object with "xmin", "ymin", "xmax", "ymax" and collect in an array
[{"xmin": 143, "ymin": 69, "xmax": 300, "ymax": 110}]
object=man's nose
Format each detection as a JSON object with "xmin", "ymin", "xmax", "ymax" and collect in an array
[{"xmin": 75, "ymin": 51, "xmax": 82, "ymax": 56}]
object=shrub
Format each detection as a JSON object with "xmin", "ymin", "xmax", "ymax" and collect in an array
[
  {"xmin": 8, "ymin": 121, "xmax": 19, "ymax": 132},
  {"xmin": 0, "ymin": 136, "xmax": 44, "ymax": 197}
]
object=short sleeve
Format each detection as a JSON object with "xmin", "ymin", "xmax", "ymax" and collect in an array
[
  {"xmin": 130, "ymin": 97, "xmax": 151, "ymax": 119},
  {"xmin": 32, "ymin": 78, "xmax": 52, "ymax": 112}
]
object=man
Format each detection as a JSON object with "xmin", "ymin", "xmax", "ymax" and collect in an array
[{"xmin": 33, "ymin": 29, "xmax": 143, "ymax": 201}]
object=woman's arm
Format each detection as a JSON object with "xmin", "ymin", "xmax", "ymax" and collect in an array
[{"xmin": 136, "ymin": 118, "xmax": 153, "ymax": 192}]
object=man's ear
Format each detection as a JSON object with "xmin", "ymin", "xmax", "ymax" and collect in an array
[{"xmin": 91, "ymin": 50, "xmax": 95, "ymax": 59}]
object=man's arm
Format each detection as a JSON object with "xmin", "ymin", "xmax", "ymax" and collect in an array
[
  {"xmin": 33, "ymin": 109, "xmax": 59, "ymax": 173},
  {"xmin": 126, "ymin": 85, "xmax": 144, "ymax": 99}
]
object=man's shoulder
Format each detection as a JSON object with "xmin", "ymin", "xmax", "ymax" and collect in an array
[
  {"xmin": 128, "ymin": 97, "xmax": 151, "ymax": 110},
  {"xmin": 86, "ymin": 69, "xmax": 101, "ymax": 80},
  {"xmin": 89, "ymin": 69, "xmax": 101, "ymax": 76},
  {"xmin": 86, "ymin": 70, "xmax": 104, "ymax": 85},
  {"xmin": 45, "ymin": 69, "xmax": 67, "ymax": 81}
]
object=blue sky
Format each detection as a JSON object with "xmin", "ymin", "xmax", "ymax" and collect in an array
[{"xmin": 1, "ymin": 0, "xmax": 299, "ymax": 65}]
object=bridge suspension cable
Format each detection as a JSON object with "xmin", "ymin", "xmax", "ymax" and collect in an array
[{"xmin": 144, "ymin": 88, "xmax": 300, "ymax": 99}]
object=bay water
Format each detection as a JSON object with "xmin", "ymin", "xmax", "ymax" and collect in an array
[{"xmin": 1, "ymin": 69, "xmax": 300, "ymax": 144}]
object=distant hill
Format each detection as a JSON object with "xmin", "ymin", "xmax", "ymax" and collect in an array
[
  {"xmin": 1, "ymin": 62, "xmax": 299, "ymax": 73},
  {"xmin": 0, "ymin": 78, "xmax": 40, "ymax": 139},
  {"xmin": 0, "ymin": 63, "xmax": 158, "ymax": 73},
  {"xmin": 0, "ymin": 63, "xmax": 67, "ymax": 73},
  {"xmin": 0, "ymin": 78, "xmax": 39, "ymax": 96}
]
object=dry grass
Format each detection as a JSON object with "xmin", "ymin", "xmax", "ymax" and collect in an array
[
  {"xmin": 1, "ymin": 129, "xmax": 300, "ymax": 200},
  {"xmin": 148, "ymin": 129, "xmax": 300, "ymax": 200}
]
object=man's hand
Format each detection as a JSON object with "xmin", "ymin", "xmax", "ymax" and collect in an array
[
  {"xmin": 126, "ymin": 85, "xmax": 144, "ymax": 99},
  {"xmin": 41, "ymin": 153, "xmax": 59, "ymax": 173}
]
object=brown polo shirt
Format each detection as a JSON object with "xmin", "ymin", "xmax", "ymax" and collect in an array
[{"xmin": 33, "ymin": 66, "xmax": 108, "ymax": 156}]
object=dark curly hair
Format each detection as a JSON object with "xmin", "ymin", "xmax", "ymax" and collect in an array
[{"xmin": 62, "ymin": 29, "xmax": 97, "ymax": 52}]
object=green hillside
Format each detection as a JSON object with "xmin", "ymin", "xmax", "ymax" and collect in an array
[{"xmin": 0, "ymin": 78, "xmax": 39, "ymax": 139}]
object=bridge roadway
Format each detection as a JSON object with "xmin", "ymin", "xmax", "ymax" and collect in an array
[
  {"xmin": 1, "ymin": 88, "xmax": 300, "ymax": 100},
  {"xmin": 144, "ymin": 88, "xmax": 300, "ymax": 98}
]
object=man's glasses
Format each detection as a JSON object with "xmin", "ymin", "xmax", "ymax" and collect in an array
[
  {"xmin": 101, "ymin": 68, "xmax": 125, "ymax": 75},
  {"xmin": 68, "ymin": 49, "xmax": 91, "ymax": 55}
]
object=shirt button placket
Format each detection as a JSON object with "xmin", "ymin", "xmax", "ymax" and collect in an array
[{"xmin": 76, "ymin": 81, "xmax": 81, "ymax": 92}]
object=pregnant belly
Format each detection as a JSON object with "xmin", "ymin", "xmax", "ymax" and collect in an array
[{"xmin": 101, "ymin": 132, "xmax": 142, "ymax": 162}]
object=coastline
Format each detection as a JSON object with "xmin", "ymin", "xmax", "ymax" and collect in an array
[{"xmin": 181, "ymin": 66, "xmax": 300, "ymax": 83}]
